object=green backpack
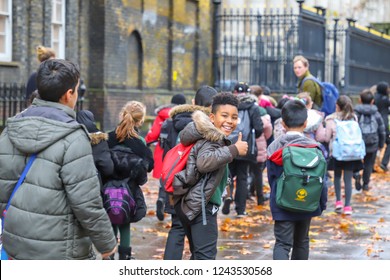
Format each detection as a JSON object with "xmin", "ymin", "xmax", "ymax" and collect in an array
[{"xmin": 276, "ymin": 145, "xmax": 326, "ymax": 213}]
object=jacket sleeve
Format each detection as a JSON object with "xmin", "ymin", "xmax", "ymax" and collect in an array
[
  {"xmin": 145, "ymin": 115, "xmax": 164, "ymax": 144},
  {"xmin": 303, "ymin": 79, "xmax": 322, "ymax": 106},
  {"xmin": 196, "ymin": 141, "xmax": 234, "ymax": 174},
  {"xmin": 324, "ymin": 118, "xmax": 335, "ymax": 143},
  {"xmin": 261, "ymin": 115, "xmax": 273, "ymax": 140},
  {"xmin": 61, "ymin": 134, "xmax": 117, "ymax": 254},
  {"xmin": 250, "ymin": 104, "xmax": 264, "ymax": 138},
  {"xmin": 314, "ymin": 121, "xmax": 327, "ymax": 142},
  {"xmin": 376, "ymin": 112, "xmax": 386, "ymax": 149},
  {"xmin": 94, "ymin": 141, "xmax": 114, "ymax": 179}
]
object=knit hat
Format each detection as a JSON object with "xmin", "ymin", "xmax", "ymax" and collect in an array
[
  {"xmin": 376, "ymin": 81, "xmax": 389, "ymax": 95},
  {"xmin": 76, "ymin": 110, "xmax": 99, "ymax": 133},
  {"xmin": 171, "ymin": 93, "xmax": 186, "ymax": 105},
  {"xmin": 195, "ymin": 85, "xmax": 218, "ymax": 107}
]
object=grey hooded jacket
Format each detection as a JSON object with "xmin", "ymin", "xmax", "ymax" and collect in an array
[{"xmin": 0, "ymin": 98, "xmax": 116, "ymax": 259}]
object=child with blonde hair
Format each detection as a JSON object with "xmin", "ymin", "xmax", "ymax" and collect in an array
[
  {"xmin": 26, "ymin": 45, "xmax": 56, "ymax": 101},
  {"xmin": 107, "ymin": 101, "xmax": 154, "ymax": 259}
]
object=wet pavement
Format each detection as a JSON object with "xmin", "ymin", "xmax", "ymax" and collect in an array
[{"xmin": 127, "ymin": 169, "xmax": 390, "ymax": 260}]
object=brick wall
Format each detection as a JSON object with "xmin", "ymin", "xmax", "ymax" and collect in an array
[{"xmin": 0, "ymin": 0, "xmax": 215, "ymax": 133}]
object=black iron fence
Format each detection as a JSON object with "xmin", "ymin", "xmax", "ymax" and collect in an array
[
  {"xmin": 0, "ymin": 83, "xmax": 86, "ymax": 131},
  {"xmin": 216, "ymin": 3, "xmax": 390, "ymax": 95},
  {"xmin": 0, "ymin": 83, "xmax": 26, "ymax": 130}
]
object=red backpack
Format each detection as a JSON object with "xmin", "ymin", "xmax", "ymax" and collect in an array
[{"xmin": 160, "ymin": 143, "xmax": 195, "ymax": 193}]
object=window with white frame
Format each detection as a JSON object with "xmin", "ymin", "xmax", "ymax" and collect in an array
[
  {"xmin": 0, "ymin": 0, "xmax": 12, "ymax": 62},
  {"xmin": 51, "ymin": 0, "xmax": 65, "ymax": 58}
]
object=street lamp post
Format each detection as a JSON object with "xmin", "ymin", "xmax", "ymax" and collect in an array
[
  {"xmin": 212, "ymin": 0, "xmax": 221, "ymax": 90},
  {"xmin": 333, "ymin": 18, "xmax": 339, "ymax": 85}
]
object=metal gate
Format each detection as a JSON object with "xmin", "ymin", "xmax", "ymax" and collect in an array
[{"xmin": 216, "ymin": 3, "xmax": 390, "ymax": 95}]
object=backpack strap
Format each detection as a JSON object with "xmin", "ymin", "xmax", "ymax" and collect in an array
[
  {"xmin": 160, "ymin": 155, "xmax": 181, "ymax": 190},
  {"xmin": 300, "ymin": 75, "xmax": 323, "ymax": 91},
  {"xmin": 2, "ymin": 153, "xmax": 37, "ymax": 226},
  {"xmin": 200, "ymin": 174, "xmax": 211, "ymax": 226}
]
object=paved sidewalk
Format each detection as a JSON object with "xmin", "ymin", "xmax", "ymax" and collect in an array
[{"xmin": 128, "ymin": 169, "xmax": 390, "ymax": 260}]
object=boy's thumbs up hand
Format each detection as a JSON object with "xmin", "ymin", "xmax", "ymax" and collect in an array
[{"xmin": 235, "ymin": 132, "xmax": 248, "ymax": 156}]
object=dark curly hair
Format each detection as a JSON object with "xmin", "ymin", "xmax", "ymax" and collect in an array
[{"xmin": 211, "ymin": 92, "xmax": 239, "ymax": 113}]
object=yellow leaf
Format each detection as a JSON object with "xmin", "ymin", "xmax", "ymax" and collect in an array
[
  {"xmin": 239, "ymin": 248, "xmax": 252, "ymax": 255},
  {"xmin": 378, "ymin": 217, "xmax": 385, "ymax": 223},
  {"xmin": 240, "ymin": 233, "xmax": 254, "ymax": 240}
]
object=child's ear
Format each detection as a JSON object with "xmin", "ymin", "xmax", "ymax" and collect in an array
[
  {"xmin": 209, "ymin": 113, "xmax": 215, "ymax": 124},
  {"xmin": 303, "ymin": 119, "xmax": 307, "ymax": 129},
  {"xmin": 359, "ymin": 97, "xmax": 362, "ymax": 104},
  {"xmin": 281, "ymin": 120, "xmax": 287, "ymax": 129}
]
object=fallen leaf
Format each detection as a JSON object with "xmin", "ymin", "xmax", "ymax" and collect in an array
[{"xmin": 239, "ymin": 248, "xmax": 252, "ymax": 255}]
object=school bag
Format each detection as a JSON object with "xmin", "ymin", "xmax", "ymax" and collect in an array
[
  {"xmin": 301, "ymin": 76, "xmax": 339, "ymax": 116},
  {"xmin": 159, "ymin": 119, "xmax": 180, "ymax": 158},
  {"xmin": 103, "ymin": 145, "xmax": 148, "ymax": 224},
  {"xmin": 102, "ymin": 179, "xmax": 136, "ymax": 225},
  {"xmin": 276, "ymin": 145, "xmax": 327, "ymax": 212},
  {"xmin": 332, "ymin": 119, "xmax": 366, "ymax": 161},
  {"xmin": 227, "ymin": 109, "xmax": 257, "ymax": 162},
  {"xmin": 160, "ymin": 142, "xmax": 195, "ymax": 194},
  {"xmin": 358, "ymin": 113, "xmax": 379, "ymax": 148}
]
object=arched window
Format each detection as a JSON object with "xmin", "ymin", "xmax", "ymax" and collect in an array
[{"xmin": 127, "ymin": 31, "xmax": 143, "ymax": 89}]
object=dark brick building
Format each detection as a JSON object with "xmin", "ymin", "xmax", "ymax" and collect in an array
[{"xmin": 0, "ymin": 0, "xmax": 216, "ymax": 130}]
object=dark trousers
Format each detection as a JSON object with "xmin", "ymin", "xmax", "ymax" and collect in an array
[
  {"xmin": 363, "ymin": 151, "xmax": 376, "ymax": 185},
  {"xmin": 382, "ymin": 143, "xmax": 390, "ymax": 167},
  {"xmin": 164, "ymin": 214, "xmax": 186, "ymax": 260},
  {"xmin": 251, "ymin": 162, "xmax": 266, "ymax": 202},
  {"xmin": 273, "ymin": 219, "xmax": 312, "ymax": 260},
  {"xmin": 181, "ymin": 203, "xmax": 218, "ymax": 260},
  {"xmin": 229, "ymin": 160, "xmax": 251, "ymax": 214}
]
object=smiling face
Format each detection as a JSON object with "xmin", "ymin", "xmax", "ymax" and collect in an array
[
  {"xmin": 293, "ymin": 60, "xmax": 308, "ymax": 79},
  {"xmin": 209, "ymin": 104, "xmax": 238, "ymax": 136}
]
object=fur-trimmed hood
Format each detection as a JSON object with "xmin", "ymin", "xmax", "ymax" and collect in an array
[
  {"xmin": 169, "ymin": 104, "xmax": 210, "ymax": 118},
  {"xmin": 89, "ymin": 132, "xmax": 109, "ymax": 145},
  {"xmin": 192, "ymin": 110, "xmax": 227, "ymax": 142}
]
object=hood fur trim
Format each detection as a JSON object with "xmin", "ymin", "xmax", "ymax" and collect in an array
[
  {"xmin": 192, "ymin": 110, "xmax": 226, "ymax": 142},
  {"xmin": 170, "ymin": 104, "xmax": 210, "ymax": 118},
  {"xmin": 154, "ymin": 104, "xmax": 174, "ymax": 115},
  {"xmin": 90, "ymin": 132, "xmax": 108, "ymax": 145}
]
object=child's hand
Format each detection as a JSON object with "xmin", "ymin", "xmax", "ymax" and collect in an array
[{"xmin": 235, "ymin": 132, "xmax": 248, "ymax": 156}]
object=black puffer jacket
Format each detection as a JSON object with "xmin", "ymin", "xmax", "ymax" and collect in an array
[
  {"xmin": 374, "ymin": 87, "xmax": 390, "ymax": 140},
  {"xmin": 354, "ymin": 104, "xmax": 386, "ymax": 153},
  {"xmin": 107, "ymin": 131, "xmax": 154, "ymax": 185},
  {"xmin": 173, "ymin": 110, "xmax": 239, "ymax": 222}
]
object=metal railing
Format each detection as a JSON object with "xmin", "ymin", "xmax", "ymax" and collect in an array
[
  {"xmin": 216, "ymin": 3, "xmax": 390, "ymax": 95},
  {"xmin": 0, "ymin": 83, "xmax": 26, "ymax": 130}
]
